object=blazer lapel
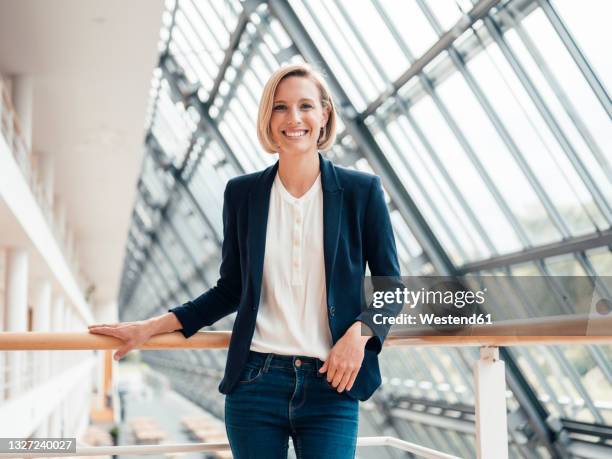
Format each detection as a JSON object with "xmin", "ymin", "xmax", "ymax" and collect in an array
[
  {"xmin": 320, "ymin": 154, "xmax": 343, "ymax": 298},
  {"xmin": 248, "ymin": 162, "xmax": 278, "ymax": 310}
]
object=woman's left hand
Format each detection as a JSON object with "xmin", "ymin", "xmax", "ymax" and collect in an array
[{"xmin": 319, "ymin": 321, "xmax": 371, "ymax": 393}]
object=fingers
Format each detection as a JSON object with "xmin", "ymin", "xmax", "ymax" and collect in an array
[
  {"xmin": 319, "ymin": 356, "xmax": 362, "ymax": 393},
  {"xmin": 330, "ymin": 364, "xmax": 346, "ymax": 388},
  {"xmin": 114, "ymin": 343, "xmax": 133, "ymax": 361},
  {"xmin": 336, "ymin": 370, "xmax": 354, "ymax": 393},
  {"xmin": 324, "ymin": 354, "xmax": 360, "ymax": 393},
  {"xmin": 345, "ymin": 369, "xmax": 358, "ymax": 392},
  {"xmin": 88, "ymin": 322, "xmax": 138, "ymax": 361},
  {"xmin": 326, "ymin": 361, "xmax": 338, "ymax": 384},
  {"xmin": 88, "ymin": 323, "xmax": 118, "ymax": 329},
  {"xmin": 88, "ymin": 326, "xmax": 124, "ymax": 339},
  {"xmin": 322, "ymin": 355, "xmax": 345, "ymax": 386}
]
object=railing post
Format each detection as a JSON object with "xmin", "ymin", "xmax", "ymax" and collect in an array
[{"xmin": 474, "ymin": 346, "xmax": 508, "ymax": 459}]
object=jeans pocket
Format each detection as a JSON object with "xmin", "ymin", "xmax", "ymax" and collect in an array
[
  {"xmin": 322, "ymin": 377, "xmax": 352, "ymax": 398},
  {"xmin": 237, "ymin": 363, "xmax": 264, "ymax": 384}
]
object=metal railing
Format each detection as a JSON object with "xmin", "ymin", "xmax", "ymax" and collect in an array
[
  {"xmin": 1, "ymin": 315, "xmax": 611, "ymax": 459},
  {"xmin": 0, "ymin": 437, "xmax": 461, "ymax": 459}
]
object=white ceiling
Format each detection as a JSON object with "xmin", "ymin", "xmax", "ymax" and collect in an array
[{"xmin": 0, "ymin": 0, "xmax": 165, "ymax": 306}]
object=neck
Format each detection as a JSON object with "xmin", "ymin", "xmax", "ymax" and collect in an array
[{"xmin": 277, "ymin": 150, "xmax": 320, "ymax": 198}]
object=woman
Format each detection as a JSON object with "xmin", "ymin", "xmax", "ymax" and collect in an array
[{"xmin": 89, "ymin": 63, "xmax": 402, "ymax": 458}]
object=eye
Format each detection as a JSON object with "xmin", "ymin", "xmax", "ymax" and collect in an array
[
  {"xmin": 301, "ymin": 103, "xmax": 313, "ymax": 109},
  {"xmin": 273, "ymin": 104, "xmax": 286, "ymax": 111}
]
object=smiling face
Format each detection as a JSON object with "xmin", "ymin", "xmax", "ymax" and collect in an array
[{"xmin": 269, "ymin": 76, "xmax": 330, "ymax": 157}]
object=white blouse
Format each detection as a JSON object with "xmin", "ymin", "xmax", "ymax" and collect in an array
[{"xmin": 249, "ymin": 172, "xmax": 332, "ymax": 360}]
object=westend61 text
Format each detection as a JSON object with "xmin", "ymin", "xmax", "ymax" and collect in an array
[{"xmin": 373, "ymin": 313, "xmax": 493, "ymax": 326}]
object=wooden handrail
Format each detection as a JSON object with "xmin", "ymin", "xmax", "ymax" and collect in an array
[
  {"xmin": 386, "ymin": 313, "xmax": 612, "ymax": 344},
  {"xmin": 1, "ymin": 314, "xmax": 609, "ymax": 350},
  {"xmin": 0, "ymin": 327, "xmax": 609, "ymax": 351},
  {"xmin": 0, "ymin": 331, "xmax": 231, "ymax": 351},
  {"xmin": 385, "ymin": 334, "xmax": 611, "ymax": 347}
]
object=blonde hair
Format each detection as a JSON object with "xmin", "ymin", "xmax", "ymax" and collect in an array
[{"xmin": 257, "ymin": 63, "xmax": 337, "ymax": 153}]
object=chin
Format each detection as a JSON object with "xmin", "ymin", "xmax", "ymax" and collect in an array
[{"xmin": 279, "ymin": 143, "xmax": 317, "ymax": 156}]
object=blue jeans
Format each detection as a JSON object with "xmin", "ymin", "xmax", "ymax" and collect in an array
[{"xmin": 224, "ymin": 351, "xmax": 359, "ymax": 459}]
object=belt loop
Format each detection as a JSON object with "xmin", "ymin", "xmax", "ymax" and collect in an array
[{"xmin": 263, "ymin": 353, "xmax": 273, "ymax": 373}]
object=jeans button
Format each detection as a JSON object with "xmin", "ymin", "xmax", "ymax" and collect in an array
[{"xmin": 295, "ymin": 359, "xmax": 302, "ymax": 368}]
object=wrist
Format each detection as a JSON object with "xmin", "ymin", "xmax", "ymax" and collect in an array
[
  {"xmin": 144, "ymin": 317, "xmax": 161, "ymax": 336},
  {"xmin": 147, "ymin": 312, "xmax": 183, "ymax": 335},
  {"xmin": 350, "ymin": 321, "xmax": 373, "ymax": 346},
  {"xmin": 145, "ymin": 313, "xmax": 173, "ymax": 336}
]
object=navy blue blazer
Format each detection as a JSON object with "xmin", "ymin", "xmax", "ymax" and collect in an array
[{"xmin": 170, "ymin": 153, "xmax": 403, "ymax": 401}]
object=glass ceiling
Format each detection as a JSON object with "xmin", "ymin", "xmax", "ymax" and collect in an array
[{"xmin": 118, "ymin": 0, "xmax": 612, "ymax": 457}]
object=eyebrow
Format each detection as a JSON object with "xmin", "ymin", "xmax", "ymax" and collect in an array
[{"xmin": 273, "ymin": 98, "xmax": 315, "ymax": 104}]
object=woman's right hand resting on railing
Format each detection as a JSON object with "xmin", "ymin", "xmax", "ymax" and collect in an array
[{"xmin": 88, "ymin": 312, "xmax": 182, "ymax": 361}]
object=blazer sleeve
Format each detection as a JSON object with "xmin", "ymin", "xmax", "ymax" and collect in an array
[
  {"xmin": 168, "ymin": 179, "xmax": 242, "ymax": 338},
  {"xmin": 355, "ymin": 176, "xmax": 404, "ymax": 354}
]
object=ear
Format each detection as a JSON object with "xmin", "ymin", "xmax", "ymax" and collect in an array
[{"xmin": 321, "ymin": 105, "xmax": 330, "ymax": 127}]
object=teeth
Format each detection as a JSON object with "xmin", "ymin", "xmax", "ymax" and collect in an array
[{"xmin": 284, "ymin": 130, "xmax": 307, "ymax": 137}]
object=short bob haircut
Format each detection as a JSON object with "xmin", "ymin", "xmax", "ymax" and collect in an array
[{"xmin": 257, "ymin": 63, "xmax": 337, "ymax": 153}]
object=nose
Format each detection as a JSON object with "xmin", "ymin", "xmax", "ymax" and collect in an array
[{"xmin": 287, "ymin": 106, "xmax": 302, "ymax": 124}]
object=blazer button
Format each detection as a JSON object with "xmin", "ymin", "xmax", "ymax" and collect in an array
[{"xmin": 329, "ymin": 305, "xmax": 335, "ymax": 316}]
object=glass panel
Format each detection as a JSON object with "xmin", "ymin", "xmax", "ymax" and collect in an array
[
  {"xmin": 504, "ymin": 23, "xmax": 609, "ymax": 233},
  {"xmin": 436, "ymin": 70, "xmax": 559, "ymax": 247},
  {"xmin": 334, "ymin": 0, "xmax": 410, "ymax": 81},
  {"xmin": 422, "ymin": 0, "xmax": 464, "ymax": 31},
  {"xmin": 465, "ymin": 40, "xmax": 599, "ymax": 240},
  {"xmin": 289, "ymin": 0, "xmax": 369, "ymax": 109},
  {"xmin": 372, "ymin": 117, "xmax": 479, "ymax": 264},
  {"xmin": 410, "ymin": 91, "xmax": 523, "ymax": 255},
  {"xmin": 377, "ymin": 0, "xmax": 439, "ymax": 58},
  {"xmin": 587, "ymin": 247, "xmax": 612, "ymax": 276},
  {"xmin": 517, "ymin": 8, "xmax": 611, "ymax": 178},
  {"xmin": 551, "ymin": 0, "xmax": 612, "ymax": 92}
]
